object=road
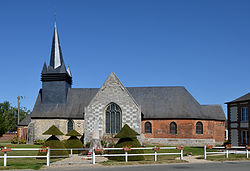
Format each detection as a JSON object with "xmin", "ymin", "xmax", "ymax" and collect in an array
[{"xmin": 45, "ymin": 162, "xmax": 250, "ymax": 171}]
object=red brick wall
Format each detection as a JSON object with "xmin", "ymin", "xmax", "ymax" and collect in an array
[
  {"xmin": 18, "ymin": 126, "xmax": 28, "ymax": 141},
  {"xmin": 142, "ymin": 119, "xmax": 225, "ymax": 143},
  {"xmin": 0, "ymin": 133, "xmax": 17, "ymax": 141}
]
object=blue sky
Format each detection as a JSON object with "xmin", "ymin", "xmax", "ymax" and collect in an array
[{"xmin": 0, "ymin": 0, "xmax": 250, "ymax": 116}]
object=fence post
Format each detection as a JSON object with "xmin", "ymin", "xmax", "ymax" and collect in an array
[
  {"xmin": 180, "ymin": 149, "xmax": 183, "ymax": 160},
  {"xmin": 46, "ymin": 147, "xmax": 50, "ymax": 166},
  {"xmin": 226, "ymin": 149, "xmax": 229, "ymax": 158},
  {"xmin": 92, "ymin": 148, "xmax": 95, "ymax": 164},
  {"xmin": 246, "ymin": 149, "xmax": 249, "ymax": 159},
  {"xmin": 204, "ymin": 145, "xmax": 206, "ymax": 160},
  {"xmin": 125, "ymin": 151, "xmax": 128, "ymax": 163},
  {"xmin": 154, "ymin": 151, "xmax": 157, "ymax": 161},
  {"xmin": 70, "ymin": 149, "xmax": 73, "ymax": 165},
  {"xmin": 3, "ymin": 147, "xmax": 7, "ymax": 167}
]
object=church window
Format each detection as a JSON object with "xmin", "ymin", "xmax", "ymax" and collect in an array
[
  {"xmin": 196, "ymin": 122, "xmax": 203, "ymax": 134},
  {"xmin": 170, "ymin": 122, "xmax": 177, "ymax": 134},
  {"xmin": 67, "ymin": 119, "xmax": 74, "ymax": 133},
  {"xmin": 105, "ymin": 103, "xmax": 121, "ymax": 134},
  {"xmin": 145, "ymin": 122, "xmax": 152, "ymax": 133}
]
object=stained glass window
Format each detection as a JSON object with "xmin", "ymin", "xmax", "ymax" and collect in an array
[
  {"xmin": 196, "ymin": 122, "xmax": 203, "ymax": 134},
  {"xmin": 105, "ymin": 103, "xmax": 122, "ymax": 134},
  {"xmin": 145, "ymin": 122, "xmax": 152, "ymax": 133},
  {"xmin": 67, "ymin": 119, "xmax": 74, "ymax": 133},
  {"xmin": 170, "ymin": 122, "xmax": 177, "ymax": 134}
]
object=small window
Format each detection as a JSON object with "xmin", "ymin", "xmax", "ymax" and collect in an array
[
  {"xmin": 241, "ymin": 107, "xmax": 248, "ymax": 122},
  {"xmin": 67, "ymin": 120, "xmax": 74, "ymax": 133},
  {"xmin": 196, "ymin": 122, "xmax": 203, "ymax": 134},
  {"xmin": 170, "ymin": 122, "xmax": 177, "ymax": 134},
  {"xmin": 145, "ymin": 122, "xmax": 152, "ymax": 133}
]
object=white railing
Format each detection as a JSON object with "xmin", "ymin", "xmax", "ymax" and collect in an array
[
  {"xmin": 204, "ymin": 145, "xmax": 249, "ymax": 159},
  {"xmin": 92, "ymin": 147, "xmax": 183, "ymax": 164},
  {"xmin": 0, "ymin": 146, "xmax": 183, "ymax": 167}
]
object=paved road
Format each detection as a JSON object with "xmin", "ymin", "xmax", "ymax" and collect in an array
[{"xmin": 45, "ymin": 162, "xmax": 250, "ymax": 171}]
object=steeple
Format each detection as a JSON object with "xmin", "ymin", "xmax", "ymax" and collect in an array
[
  {"xmin": 40, "ymin": 21, "xmax": 72, "ymax": 104},
  {"xmin": 41, "ymin": 22, "xmax": 72, "ymax": 84},
  {"xmin": 49, "ymin": 22, "xmax": 65, "ymax": 69}
]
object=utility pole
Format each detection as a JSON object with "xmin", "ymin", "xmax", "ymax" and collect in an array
[
  {"xmin": 17, "ymin": 96, "xmax": 20, "ymax": 125},
  {"xmin": 17, "ymin": 96, "xmax": 23, "ymax": 144}
]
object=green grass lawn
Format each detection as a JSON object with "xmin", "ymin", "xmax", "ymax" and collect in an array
[
  {"xmin": 0, "ymin": 140, "xmax": 11, "ymax": 144},
  {"xmin": 102, "ymin": 154, "xmax": 186, "ymax": 166},
  {"xmin": 0, "ymin": 144, "xmax": 62, "ymax": 170},
  {"xmin": 199, "ymin": 154, "xmax": 250, "ymax": 161}
]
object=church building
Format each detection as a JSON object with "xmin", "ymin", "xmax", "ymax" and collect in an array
[{"xmin": 20, "ymin": 23, "xmax": 226, "ymax": 146}]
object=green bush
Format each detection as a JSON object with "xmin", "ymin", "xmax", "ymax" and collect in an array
[
  {"xmin": 11, "ymin": 137, "xmax": 18, "ymax": 144},
  {"xmin": 34, "ymin": 139, "xmax": 45, "ymax": 145},
  {"xmin": 108, "ymin": 124, "xmax": 144, "ymax": 161},
  {"xmin": 65, "ymin": 136, "xmax": 84, "ymax": 154},
  {"xmin": 37, "ymin": 135, "xmax": 68, "ymax": 157},
  {"xmin": 19, "ymin": 139, "xmax": 26, "ymax": 144}
]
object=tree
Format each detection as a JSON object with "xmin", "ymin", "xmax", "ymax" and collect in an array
[{"xmin": 0, "ymin": 101, "xmax": 30, "ymax": 137}]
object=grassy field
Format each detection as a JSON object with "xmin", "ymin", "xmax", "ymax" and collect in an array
[
  {"xmin": 102, "ymin": 155, "xmax": 187, "ymax": 166},
  {"xmin": 0, "ymin": 140, "xmax": 11, "ymax": 144},
  {"xmin": 0, "ymin": 143, "xmax": 62, "ymax": 170},
  {"xmin": 198, "ymin": 154, "xmax": 250, "ymax": 161}
]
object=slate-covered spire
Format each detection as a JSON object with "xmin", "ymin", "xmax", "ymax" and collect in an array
[
  {"xmin": 41, "ymin": 21, "xmax": 72, "ymax": 85},
  {"xmin": 49, "ymin": 22, "xmax": 65, "ymax": 69}
]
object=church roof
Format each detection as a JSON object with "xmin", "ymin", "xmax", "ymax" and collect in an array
[
  {"xmin": 18, "ymin": 114, "xmax": 31, "ymax": 126},
  {"xmin": 225, "ymin": 93, "xmax": 250, "ymax": 104},
  {"xmin": 31, "ymin": 86, "xmax": 225, "ymax": 121}
]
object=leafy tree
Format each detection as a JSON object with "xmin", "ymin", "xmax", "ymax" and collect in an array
[{"xmin": 0, "ymin": 101, "xmax": 30, "ymax": 136}]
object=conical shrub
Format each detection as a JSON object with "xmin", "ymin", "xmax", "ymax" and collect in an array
[
  {"xmin": 65, "ymin": 129, "xmax": 83, "ymax": 154},
  {"xmin": 109, "ymin": 124, "xmax": 144, "ymax": 161},
  {"xmin": 38, "ymin": 125, "xmax": 68, "ymax": 157}
]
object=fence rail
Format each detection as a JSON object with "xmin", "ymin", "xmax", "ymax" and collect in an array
[
  {"xmin": 0, "ymin": 146, "xmax": 183, "ymax": 167},
  {"xmin": 204, "ymin": 145, "xmax": 249, "ymax": 159}
]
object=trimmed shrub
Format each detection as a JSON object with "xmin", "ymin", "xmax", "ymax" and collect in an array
[
  {"xmin": 64, "ymin": 129, "xmax": 83, "ymax": 154},
  {"xmin": 43, "ymin": 125, "xmax": 64, "ymax": 136},
  {"xmin": 38, "ymin": 135, "xmax": 68, "ymax": 157},
  {"xmin": 108, "ymin": 124, "xmax": 144, "ymax": 161},
  {"xmin": 38, "ymin": 125, "xmax": 68, "ymax": 157}
]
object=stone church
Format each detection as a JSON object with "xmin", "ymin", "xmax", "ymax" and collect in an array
[{"xmin": 19, "ymin": 23, "xmax": 226, "ymax": 146}]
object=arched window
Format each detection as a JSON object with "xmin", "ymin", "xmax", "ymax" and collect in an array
[
  {"xmin": 145, "ymin": 122, "xmax": 152, "ymax": 133},
  {"xmin": 105, "ymin": 103, "xmax": 121, "ymax": 134},
  {"xmin": 170, "ymin": 122, "xmax": 177, "ymax": 134},
  {"xmin": 67, "ymin": 119, "xmax": 74, "ymax": 133},
  {"xmin": 196, "ymin": 122, "xmax": 203, "ymax": 134}
]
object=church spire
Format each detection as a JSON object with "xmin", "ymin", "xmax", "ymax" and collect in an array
[
  {"xmin": 49, "ymin": 21, "xmax": 65, "ymax": 69},
  {"xmin": 41, "ymin": 21, "xmax": 72, "ymax": 86}
]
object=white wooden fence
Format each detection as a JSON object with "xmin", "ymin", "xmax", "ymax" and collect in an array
[
  {"xmin": 0, "ymin": 146, "xmax": 183, "ymax": 167},
  {"xmin": 204, "ymin": 145, "xmax": 249, "ymax": 159}
]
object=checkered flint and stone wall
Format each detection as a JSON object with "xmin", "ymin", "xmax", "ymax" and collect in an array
[{"xmin": 84, "ymin": 73, "xmax": 141, "ymax": 143}]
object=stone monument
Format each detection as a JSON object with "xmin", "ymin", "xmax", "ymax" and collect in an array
[{"xmin": 90, "ymin": 119, "xmax": 102, "ymax": 149}]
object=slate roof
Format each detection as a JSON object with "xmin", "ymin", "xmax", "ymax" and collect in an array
[
  {"xmin": 18, "ymin": 115, "xmax": 31, "ymax": 126},
  {"xmin": 225, "ymin": 93, "xmax": 250, "ymax": 104},
  {"xmin": 31, "ymin": 87, "xmax": 225, "ymax": 121}
]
